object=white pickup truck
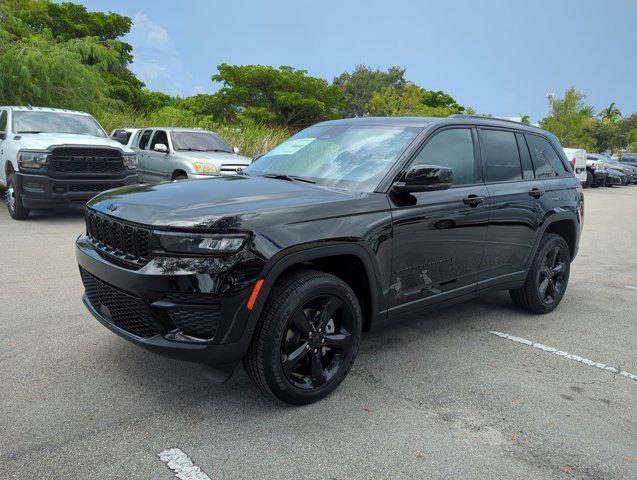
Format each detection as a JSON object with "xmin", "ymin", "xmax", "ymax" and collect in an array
[{"xmin": 0, "ymin": 106, "xmax": 138, "ymax": 219}]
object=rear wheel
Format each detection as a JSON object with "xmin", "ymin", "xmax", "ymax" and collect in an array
[
  {"xmin": 244, "ymin": 269, "xmax": 362, "ymax": 405},
  {"xmin": 6, "ymin": 174, "xmax": 30, "ymax": 220},
  {"xmin": 510, "ymin": 233, "xmax": 570, "ymax": 314}
]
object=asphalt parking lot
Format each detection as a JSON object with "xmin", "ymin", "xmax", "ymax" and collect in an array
[{"xmin": 1, "ymin": 186, "xmax": 635, "ymax": 480}]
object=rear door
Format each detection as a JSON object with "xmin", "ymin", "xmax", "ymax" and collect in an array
[
  {"xmin": 478, "ymin": 128, "xmax": 545, "ymax": 285},
  {"xmin": 389, "ymin": 126, "xmax": 489, "ymax": 314}
]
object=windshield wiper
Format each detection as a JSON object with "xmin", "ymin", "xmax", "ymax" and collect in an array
[
  {"xmin": 178, "ymin": 148, "xmax": 207, "ymax": 151},
  {"xmin": 260, "ymin": 173, "xmax": 316, "ymax": 184},
  {"xmin": 17, "ymin": 130, "xmax": 43, "ymax": 134}
]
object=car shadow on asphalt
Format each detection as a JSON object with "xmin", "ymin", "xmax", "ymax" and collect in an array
[{"xmin": 90, "ymin": 291, "xmax": 529, "ymax": 411}]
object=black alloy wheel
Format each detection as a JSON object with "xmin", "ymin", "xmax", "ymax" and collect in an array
[
  {"xmin": 537, "ymin": 245, "xmax": 567, "ymax": 306},
  {"xmin": 510, "ymin": 233, "xmax": 570, "ymax": 313},
  {"xmin": 281, "ymin": 294, "xmax": 355, "ymax": 390},
  {"xmin": 244, "ymin": 269, "xmax": 362, "ymax": 405}
]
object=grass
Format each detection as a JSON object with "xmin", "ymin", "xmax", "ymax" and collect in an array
[{"xmin": 97, "ymin": 107, "xmax": 293, "ymax": 158}]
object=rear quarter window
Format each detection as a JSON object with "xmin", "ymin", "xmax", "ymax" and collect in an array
[{"xmin": 525, "ymin": 134, "xmax": 567, "ymax": 178}]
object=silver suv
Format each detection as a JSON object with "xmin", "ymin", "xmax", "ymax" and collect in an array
[{"xmin": 130, "ymin": 127, "xmax": 252, "ymax": 183}]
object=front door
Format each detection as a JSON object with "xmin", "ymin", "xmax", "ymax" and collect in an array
[
  {"xmin": 389, "ymin": 127, "xmax": 489, "ymax": 314},
  {"xmin": 135, "ymin": 129, "xmax": 153, "ymax": 183},
  {"xmin": 146, "ymin": 130, "xmax": 170, "ymax": 182}
]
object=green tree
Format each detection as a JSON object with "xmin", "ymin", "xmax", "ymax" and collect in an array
[
  {"xmin": 519, "ymin": 114, "xmax": 531, "ymax": 124},
  {"xmin": 1, "ymin": 0, "xmax": 148, "ymax": 110},
  {"xmin": 540, "ymin": 87, "xmax": 597, "ymax": 150},
  {"xmin": 599, "ymin": 102, "xmax": 621, "ymax": 123},
  {"xmin": 333, "ymin": 65, "xmax": 407, "ymax": 117},
  {"xmin": 210, "ymin": 64, "xmax": 344, "ymax": 127},
  {"xmin": 368, "ymin": 84, "xmax": 464, "ymax": 117}
]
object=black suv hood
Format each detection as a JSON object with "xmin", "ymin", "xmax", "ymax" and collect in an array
[{"xmin": 88, "ymin": 175, "xmax": 359, "ymax": 229}]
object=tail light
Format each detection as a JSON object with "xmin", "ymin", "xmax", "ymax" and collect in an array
[{"xmin": 571, "ymin": 157, "xmax": 576, "ymax": 170}]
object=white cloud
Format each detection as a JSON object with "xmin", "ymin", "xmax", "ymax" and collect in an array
[
  {"xmin": 129, "ymin": 13, "xmax": 173, "ymax": 49},
  {"xmin": 125, "ymin": 13, "xmax": 201, "ymax": 97}
]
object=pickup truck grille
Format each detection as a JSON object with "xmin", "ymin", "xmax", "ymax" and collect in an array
[
  {"xmin": 50, "ymin": 147, "xmax": 124, "ymax": 174},
  {"xmin": 86, "ymin": 210, "xmax": 151, "ymax": 265},
  {"xmin": 220, "ymin": 164, "xmax": 247, "ymax": 174}
]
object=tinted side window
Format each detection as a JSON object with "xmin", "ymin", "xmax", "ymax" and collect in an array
[
  {"xmin": 138, "ymin": 129, "xmax": 152, "ymax": 149},
  {"xmin": 410, "ymin": 128, "xmax": 476, "ymax": 186},
  {"xmin": 515, "ymin": 132, "xmax": 535, "ymax": 179},
  {"xmin": 150, "ymin": 130, "xmax": 168, "ymax": 150},
  {"xmin": 0, "ymin": 110, "xmax": 7, "ymax": 134},
  {"xmin": 480, "ymin": 129, "xmax": 522, "ymax": 182},
  {"xmin": 525, "ymin": 134, "xmax": 565, "ymax": 178}
]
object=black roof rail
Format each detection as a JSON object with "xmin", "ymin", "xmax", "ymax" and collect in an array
[{"xmin": 448, "ymin": 114, "xmax": 539, "ymax": 128}]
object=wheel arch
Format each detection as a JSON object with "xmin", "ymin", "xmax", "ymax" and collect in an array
[
  {"xmin": 536, "ymin": 214, "xmax": 579, "ymax": 262},
  {"xmin": 171, "ymin": 169, "xmax": 188, "ymax": 180},
  {"xmin": 247, "ymin": 243, "xmax": 383, "ymax": 335}
]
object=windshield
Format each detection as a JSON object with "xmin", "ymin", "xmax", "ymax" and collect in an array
[
  {"xmin": 171, "ymin": 131, "xmax": 231, "ymax": 152},
  {"xmin": 12, "ymin": 111, "xmax": 106, "ymax": 136},
  {"xmin": 245, "ymin": 125, "xmax": 422, "ymax": 192}
]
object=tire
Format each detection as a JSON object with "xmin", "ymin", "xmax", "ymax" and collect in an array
[
  {"xmin": 584, "ymin": 170, "xmax": 593, "ymax": 188},
  {"xmin": 6, "ymin": 174, "xmax": 30, "ymax": 220},
  {"xmin": 172, "ymin": 174, "xmax": 188, "ymax": 181},
  {"xmin": 509, "ymin": 233, "xmax": 570, "ymax": 314},
  {"xmin": 244, "ymin": 269, "xmax": 362, "ymax": 405}
]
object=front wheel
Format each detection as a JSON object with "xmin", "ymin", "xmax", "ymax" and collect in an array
[
  {"xmin": 584, "ymin": 170, "xmax": 593, "ymax": 188},
  {"xmin": 244, "ymin": 269, "xmax": 362, "ymax": 405},
  {"xmin": 510, "ymin": 233, "xmax": 570, "ymax": 314},
  {"xmin": 6, "ymin": 174, "xmax": 30, "ymax": 220}
]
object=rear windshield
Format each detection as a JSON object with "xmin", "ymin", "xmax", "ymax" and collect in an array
[{"xmin": 12, "ymin": 111, "xmax": 106, "ymax": 137}]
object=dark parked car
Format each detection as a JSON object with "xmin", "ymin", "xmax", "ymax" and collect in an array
[
  {"xmin": 605, "ymin": 168, "xmax": 627, "ymax": 186},
  {"xmin": 605, "ymin": 155, "xmax": 637, "ymax": 184},
  {"xmin": 76, "ymin": 116, "xmax": 583, "ymax": 404},
  {"xmin": 620, "ymin": 152, "xmax": 637, "ymax": 170}
]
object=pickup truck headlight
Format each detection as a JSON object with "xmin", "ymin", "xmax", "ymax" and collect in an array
[
  {"xmin": 17, "ymin": 151, "xmax": 49, "ymax": 169},
  {"xmin": 192, "ymin": 162, "xmax": 218, "ymax": 175},
  {"xmin": 123, "ymin": 153, "xmax": 138, "ymax": 170},
  {"xmin": 155, "ymin": 231, "xmax": 248, "ymax": 255}
]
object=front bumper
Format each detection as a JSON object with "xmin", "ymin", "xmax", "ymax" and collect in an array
[
  {"xmin": 76, "ymin": 235, "xmax": 263, "ymax": 369},
  {"xmin": 16, "ymin": 172, "xmax": 138, "ymax": 208},
  {"xmin": 605, "ymin": 173, "xmax": 623, "ymax": 185}
]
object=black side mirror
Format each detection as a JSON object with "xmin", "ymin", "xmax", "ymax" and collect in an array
[
  {"xmin": 392, "ymin": 164, "xmax": 453, "ymax": 193},
  {"xmin": 0, "ymin": 132, "xmax": 5, "ymax": 140}
]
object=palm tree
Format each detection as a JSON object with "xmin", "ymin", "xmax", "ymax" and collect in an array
[
  {"xmin": 519, "ymin": 114, "xmax": 531, "ymax": 125},
  {"xmin": 599, "ymin": 102, "xmax": 621, "ymax": 122}
]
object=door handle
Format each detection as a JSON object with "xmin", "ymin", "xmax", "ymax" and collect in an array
[
  {"xmin": 529, "ymin": 187, "xmax": 545, "ymax": 198},
  {"xmin": 463, "ymin": 194, "xmax": 485, "ymax": 207}
]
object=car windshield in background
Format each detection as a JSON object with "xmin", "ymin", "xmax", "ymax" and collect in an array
[
  {"xmin": 246, "ymin": 125, "xmax": 422, "ymax": 192},
  {"xmin": 12, "ymin": 111, "xmax": 106, "ymax": 137},
  {"xmin": 171, "ymin": 132, "xmax": 231, "ymax": 152}
]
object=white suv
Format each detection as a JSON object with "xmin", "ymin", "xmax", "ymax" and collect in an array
[{"xmin": 0, "ymin": 106, "xmax": 138, "ymax": 219}]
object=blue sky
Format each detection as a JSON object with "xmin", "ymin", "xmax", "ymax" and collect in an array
[{"xmin": 80, "ymin": 0, "xmax": 636, "ymax": 122}]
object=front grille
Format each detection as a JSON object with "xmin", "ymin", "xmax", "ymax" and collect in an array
[
  {"xmin": 168, "ymin": 307, "xmax": 220, "ymax": 340},
  {"xmin": 50, "ymin": 147, "xmax": 123, "ymax": 174},
  {"xmin": 220, "ymin": 164, "xmax": 246, "ymax": 174},
  {"xmin": 86, "ymin": 210, "xmax": 151, "ymax": 265},
  {"xmin": 80, "ymin": 268, "xmax": 159, "ymax": 338}
]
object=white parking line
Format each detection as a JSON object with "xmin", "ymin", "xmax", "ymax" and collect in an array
[
  {"xmin": 625, "ymin": 285, "xmax": 637, "ymax": 291},
  {"xmin": 158, "ymin": 448, "xmax": 212, "ymax": 480},
  {"xmin": 488, "ymin": 331, "xmax": 637, "ymax": 382}
]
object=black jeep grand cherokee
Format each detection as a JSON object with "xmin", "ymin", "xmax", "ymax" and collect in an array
[{"xmin": 76, "ymin": 116, "xmax": 583, "ymax": 404}]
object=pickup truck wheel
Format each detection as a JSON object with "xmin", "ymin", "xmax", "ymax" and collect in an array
[
  {"xmin": 172, "ymin": 175, "xmax": 188, "ymax": 181},
  {"xmin": 6, "ymin": 174, "xmax": 30, "ymax": 220},
  {"xmin": 244, "ymin": 269, "xmax": 362, "ymax": 405},
  {"xmin": 509, "ymin": 233, "xmax": 570, "ymax": 314}
]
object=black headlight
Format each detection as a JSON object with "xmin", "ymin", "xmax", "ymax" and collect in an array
[{"xmin": 154, "ymin": 231, "xmax": 248, "ymax": 255}]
